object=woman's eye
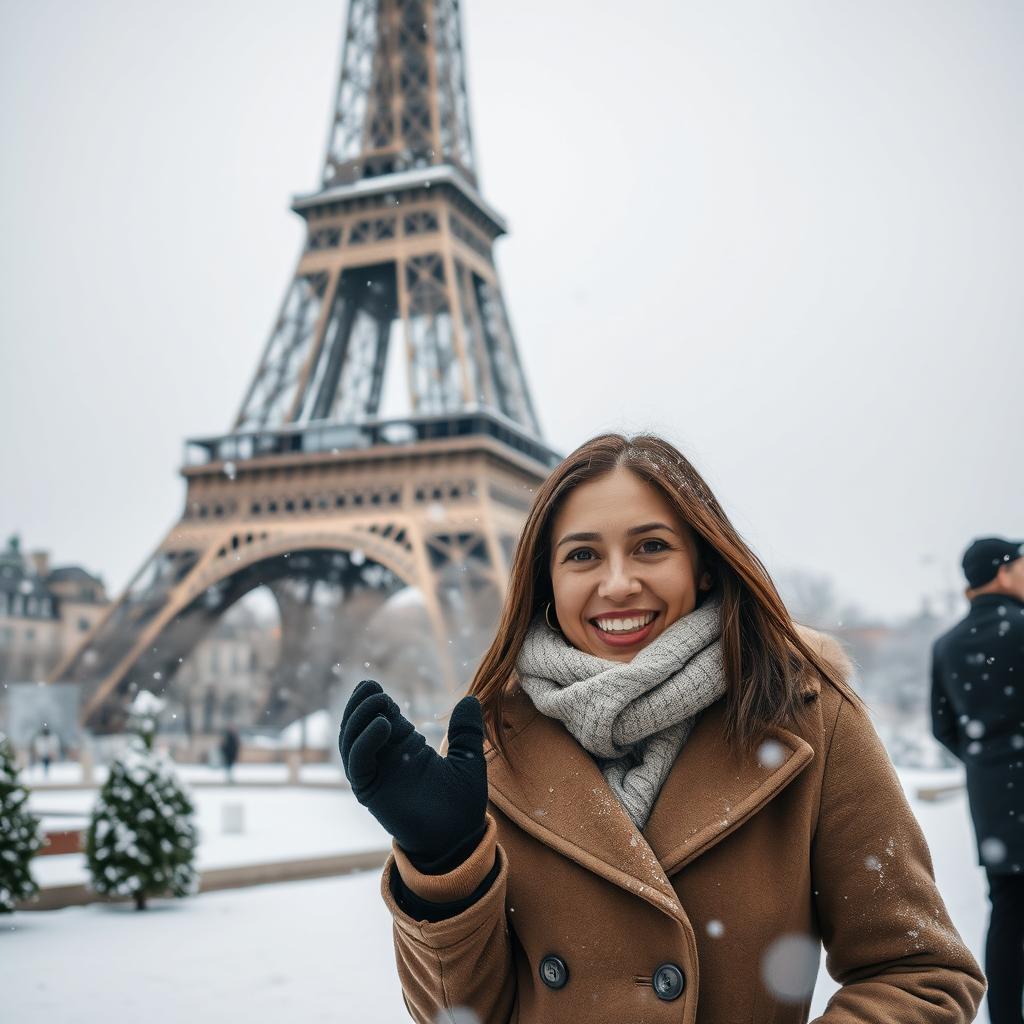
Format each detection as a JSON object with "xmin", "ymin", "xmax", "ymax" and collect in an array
[
  {"xmin": 566, "ymin": 548, "xmax": 594, "ymax": 562},
  {"xmin": 639, "ymin": 539, "xmax": 668, "ymax": 554}
]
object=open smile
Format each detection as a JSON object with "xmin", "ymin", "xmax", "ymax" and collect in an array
[{"xmin": 588, "ymin": 610, "xmax": 660, "ymax": 647}]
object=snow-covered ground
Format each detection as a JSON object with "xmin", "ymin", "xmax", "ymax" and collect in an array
[
  {"xmin": 3, "ymin": 768, "xmax": 992, "ymax": 1023},
  {"xmin": 26, "ymin": 784, "xmax": 390, "ymax": 887},
  {"xmin": 2, "ymin": 871, "xmax": 408, "ymax": 1024}
]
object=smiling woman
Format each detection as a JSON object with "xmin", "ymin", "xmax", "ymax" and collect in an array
[
  {"xmin": 547, "ymin": 469, "xmax": 710, "ymax": 660},
  {"xmin": 340, "ymin": 433, "xmax": 985, "ymax": 1024}
]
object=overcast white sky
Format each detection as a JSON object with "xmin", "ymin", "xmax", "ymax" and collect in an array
[{"xmin": 2, "ymin": 0, "xmax": 1021, "ymax": 621}]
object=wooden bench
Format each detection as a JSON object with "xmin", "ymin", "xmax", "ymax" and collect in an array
[{"xmin": 39, "ymin": 828, "xmax": 83, "ymax": 856}]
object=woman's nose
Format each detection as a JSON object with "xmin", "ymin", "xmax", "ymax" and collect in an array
[{"xmin": 598, "ymin": 558, "xmax": 641, "ymax": 599}]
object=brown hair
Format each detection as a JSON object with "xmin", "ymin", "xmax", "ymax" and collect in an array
[{"xmin": 468, "ymin": 432, "xmax": 859, "ymax": 762}]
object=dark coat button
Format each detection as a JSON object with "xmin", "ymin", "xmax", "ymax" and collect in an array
[
  {"xmin": 652, "ymin": 963, "xmax": 685, "ymax": 1001},
  {"xmin": 539, "ymin": 954, "xmax": 569, "ymax": 990}
]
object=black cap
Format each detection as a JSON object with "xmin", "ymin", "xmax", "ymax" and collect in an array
[{"xmin": 962, "ymin": 536, "xmax": 1024, "ymax": 589}]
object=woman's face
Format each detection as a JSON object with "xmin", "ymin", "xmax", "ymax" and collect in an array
[{"xmin": 548, "ymin": 466, "xmax": 709, "ymax": 662}]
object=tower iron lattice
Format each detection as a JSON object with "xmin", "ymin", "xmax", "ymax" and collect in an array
[{"xmin": 52, "ymin": 0, "xmax": 557, "ymax": 734}]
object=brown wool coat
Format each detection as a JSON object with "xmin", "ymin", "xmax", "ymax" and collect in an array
[{"xmin": 380, "ymin": 630, "xmax": 985, "ymax": 1023}]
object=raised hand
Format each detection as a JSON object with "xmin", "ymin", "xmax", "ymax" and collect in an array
[{"xmin": 339, "ymin": 680, "xmax": 489, "ymax": 874}]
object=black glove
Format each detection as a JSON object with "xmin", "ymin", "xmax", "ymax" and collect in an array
[{"xmin": 339, "ymin": 680, "xmax": 489, "ymax": 874}]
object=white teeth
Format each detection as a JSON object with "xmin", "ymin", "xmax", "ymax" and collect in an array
[{"xmin": 594, "ymin": 612, "xmax": 656, "ymax": 634}]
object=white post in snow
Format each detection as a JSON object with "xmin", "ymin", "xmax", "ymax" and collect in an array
[
  {"xmin": 221, "ymin": 801, "xmax": 245, "ymax": 834},
  {"xmin": 79, "ymin": 747, "xmax": 94, "ymax": 786}
]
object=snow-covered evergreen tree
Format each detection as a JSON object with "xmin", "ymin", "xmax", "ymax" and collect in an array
[
  {"xmin": 0, "ymin": 731, "xmax": 44, "ymax": 913},
  {"xmin": 85, "ymin": 691, "xmax": 200, "ymax": 910}
]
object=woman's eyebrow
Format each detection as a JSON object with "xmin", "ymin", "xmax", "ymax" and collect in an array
[
  {"xmin": 627, "ymin": 521, "xmax": 677, "ymax": 537},
  {"xmin": 555, "ymin": 522, "xmax": 677, "ymax": 549}
]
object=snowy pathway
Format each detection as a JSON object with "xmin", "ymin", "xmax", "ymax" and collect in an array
[
  {"xmin": 2, "ymin": 872, "xmax": 407, "ymax": 1023},
  {"xmin": 27, "ymin": 785, "xmax": 390, "ymax": 887}
]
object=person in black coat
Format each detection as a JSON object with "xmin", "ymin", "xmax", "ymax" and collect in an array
[
  {"xmin": 220, "ymin": 727, "xmax": 240, "ymax": 784},
  {"xmin": 931, "ymin": 535, "xmax": 1024, "ymax": 1024}
]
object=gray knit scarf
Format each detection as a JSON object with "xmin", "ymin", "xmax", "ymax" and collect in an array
[{"xmin": 515, "ymin": 596, "xmax": 726, "ymax": 830}]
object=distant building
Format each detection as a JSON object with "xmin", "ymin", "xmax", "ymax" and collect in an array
[
  {"xmin": 0, "ymin": 534, "xmax": 284, "ymax": 754},
  {"xmin": 170, "ymin": 599, "xmax": 279, "ymax": 737},
  {"xmin": 0, "ymin": 534, "xmax": 109, "ymax": 684}
]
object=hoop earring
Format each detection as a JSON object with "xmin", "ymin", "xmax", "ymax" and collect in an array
[{"xmin": 544, "ymin": 602, "xmax": 560, "ymax": 633}]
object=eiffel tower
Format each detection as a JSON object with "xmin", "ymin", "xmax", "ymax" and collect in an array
[{"xmin": 52, "ymin": 0, "xmax": 558, "ymax": 734}]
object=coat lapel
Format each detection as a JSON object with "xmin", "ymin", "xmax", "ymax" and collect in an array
[
  {"xmin": 643, "ymin": 697, "xmax": 815, "ymax": 877},
  {"xmin": 485, "ymin": 681, "xmax": 816, "ymax": 924}
]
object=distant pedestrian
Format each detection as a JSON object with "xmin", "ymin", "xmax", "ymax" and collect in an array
[
  {"xmin": 931, "ymin": 535, "xmax": 1024, "ymax": 1024},
  {"xmin": 31, "ymin": 725, "xmax": 59, "ymax": 778},
  {"xmin": 219, "ymin": 727, "xmax": 240, "ymax": 784}
]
